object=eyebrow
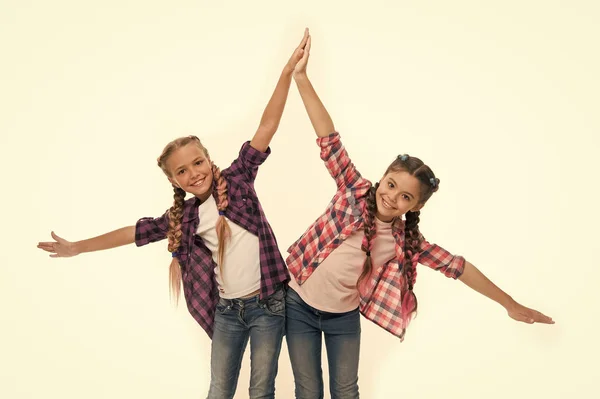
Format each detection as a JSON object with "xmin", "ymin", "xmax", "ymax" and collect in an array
[
  {"xmin": 388, "ymin": 177, "xmax": 416, "ymax": 200},
  {"xmin": 174, "ymin": 156, "xmax": 204, "ymax": 172}
]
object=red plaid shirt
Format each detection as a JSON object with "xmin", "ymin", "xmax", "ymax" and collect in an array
[
  {"xmin": 286, "ymin": 133, "xmax": 465, "ymax": 340},
  {"xmin": 135, "ymin": 142, "xmax": 289, "ymax": 338}
]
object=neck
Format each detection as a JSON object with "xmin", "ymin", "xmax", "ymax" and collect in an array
[
  {"xmin": 196, "ymin": 188, "xmax": 213, "ymax": 202},
  {"xmin": 375, "ymin": 212, "xmax": 394, "ymax": 223}
]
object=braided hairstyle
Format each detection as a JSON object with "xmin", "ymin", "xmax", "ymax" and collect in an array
[
  {"xmin": 210, "ymin": 162, "xmax": 231, "ymax": 275},
  {"xmin": 357, "ymin": 154, "xmax": 440, "ymax": 337},
  {"xmin": 357, "ymin": 182, "xmax": 379, "ymax": 287},
  {"xmin": 157, "ymin": 135, "xmax": 230, "ymax": 302}
]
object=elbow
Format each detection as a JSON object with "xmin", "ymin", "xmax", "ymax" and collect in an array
[{"xmin": 258, "ymin": 123, "xmax": 278, "ymax": 136}]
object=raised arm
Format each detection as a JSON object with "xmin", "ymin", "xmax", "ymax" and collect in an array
[
  {"xmin": 37, "ymin": 227, "xmax": 135, "ymax": 258},
  {"xmin": 250, "ymin": 29, "xmax": 310, "ymax": 152},
  {"xmin": 292, "ymin": 34, "xmax": 336, "ymax": 138}
]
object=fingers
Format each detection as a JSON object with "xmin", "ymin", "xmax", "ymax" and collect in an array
[
  {"xmin": 38, "ymin": 246, "xmax": 56, "ymax": 254},
  {"xmin": 292, "ymin": 48, "xmax": 304, "ymax": 62},
  {"xmin": 37, "ymin": 242, "xmax": 56, "ymax": 252},
  {"xmin": 38, "ymin": 234, "xmax": 60, "ymax": 256},
  {"xmin": 513, "ymin": 309, "xmax": 555, "ymax": 325},
  {"xmin": 298, "ymin": 36, "xmax": 311, "ymax": 65},
  {"xmin": 533, "ymin": 311, "xmax": 555, "ymax": 324},
  {"xmin": 297, "ymin": 27, "xmax": 309, "ymax": 49},
  {"xmin": 516, "ymin": 313, "xmax": 535, "ymax": 324},
  {"xmin": 523, "ymin": 307, "xmax": 554, "ymax": 324},
  {"xmin": 51, "ymin": 231, "xmax": 63, "ymax": 243}
]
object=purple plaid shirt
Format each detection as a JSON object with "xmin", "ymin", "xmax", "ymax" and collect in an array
[{"xmin": 135, "ymin": 142, "xmax": 290, "ymax": 338}]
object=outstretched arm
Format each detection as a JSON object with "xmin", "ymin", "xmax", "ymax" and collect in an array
[
  {"xmin": 250, "ymin": 29, "xmax": 310, "ymax": 152},
  {"xmin": 459, "ymin": 261, "xmax": 554, "ymax": 324},
  {"xmin": 37, "ymin": 227, "xmax": 136, "ymax": 258}
]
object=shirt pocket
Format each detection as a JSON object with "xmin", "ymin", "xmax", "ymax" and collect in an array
[{"xmin": 228, "ymin": 185, "xmax": 258, "ymax": 215}]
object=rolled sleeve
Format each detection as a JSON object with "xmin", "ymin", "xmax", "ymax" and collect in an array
[
  {"xmin": 228, "ymin": 141, "xmax": 271, "ymax": 182},
  {"xmin": 418, "ymin": 239, "xmax": 465, "ymax": 279},
  {"xmin": 317, "ymin": 132, "xmax": 363, "ymax": 191},
  {"xmin": 135, "ymin": 211, "xmax": 169, "ymax": 247}
]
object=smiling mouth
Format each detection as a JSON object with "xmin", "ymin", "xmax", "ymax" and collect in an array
[
  {"xmin": 191, "ymin": 178, "xmax": 205, "ymax": 187},
  {"xmin": 381, "ymin": 197, "xmax": 396, "ymax": 210}
]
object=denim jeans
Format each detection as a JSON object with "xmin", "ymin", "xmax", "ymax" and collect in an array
[
  {"xmin": 207, "ymin": 288, "xmax": 286, "ymax": 399},
  {"xmin": 285, "ymin": 287, "xmax": 361, "ymax": 399}
]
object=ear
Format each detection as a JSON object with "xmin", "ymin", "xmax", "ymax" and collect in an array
[{"xmin": 411, "ymin": 203, "xmax": 424, "ymax": 212}]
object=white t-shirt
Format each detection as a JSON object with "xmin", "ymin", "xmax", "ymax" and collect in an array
[{"xmin": 196, "ymin": 195, "xmax": 261, "ymax": 299}]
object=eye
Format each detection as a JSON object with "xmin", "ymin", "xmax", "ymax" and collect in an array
[
  {"xmin": 195, "ymin": 160, "xmax": 203, "ymax": 166},
  {"xmin": 387, "ymin": 181, "xmax": 395, "ymax": 188},
  {"xmin": 402, "ymin": 194, "xmax": 411, "ymax": 201},
  {"xmin": 178, "ymin": 169, "xmax": 186, "ymax": 175}
]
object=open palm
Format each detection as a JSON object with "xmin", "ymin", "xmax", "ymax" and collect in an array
[
  {"xmin": 286, "ymin": 28, "xmax": 310, "ymax": 74},
  {"xmin": 37, "ymin": 231, "xmax": 78, "ymax": 258},
  {"xmin": 293, "ymin": 31, "xmax": 311, "ymax": 76},
  {"xmin": 507, "ymin": 302, "xmax": 554, "ymax": 324}
]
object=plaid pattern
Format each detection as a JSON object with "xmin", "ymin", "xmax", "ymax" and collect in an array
[
  {"xmin": 136, "ymin": 142, "xmax": 289, "ymax": 339},
  {"xmin": 286, "ymin": 133, "xmax": 465, "ymax": 340}
]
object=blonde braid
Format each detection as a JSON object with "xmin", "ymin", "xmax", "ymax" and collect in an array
[
  {"xmin": 211, "ymin": 163, "xmax": 231, "ymax": 274},
  {"xmin": 165, "ymin": 186, "xmax": 186, "ymax": 303}
]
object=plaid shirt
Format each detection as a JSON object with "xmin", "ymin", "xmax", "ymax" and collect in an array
[
  {"xmin": 135, "ymin": 142, "xmax": 289, "ymax": 338},
  {"xmin": 286, "ymin": 133, "xmax": 465, "ymax": 340}
]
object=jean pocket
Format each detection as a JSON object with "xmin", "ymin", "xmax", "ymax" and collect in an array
[
  {"xmin": 263, "ymin": 289, "xmax": 286, "ymax": 317},
  {"xmin": 216, "ymin": 300, "xmax": 232, "ymax": 314}
]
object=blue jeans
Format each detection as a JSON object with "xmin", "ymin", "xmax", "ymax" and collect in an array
[
  {"xmin": 285, "ymin": 287, "xmax": 361, "ymax": 399},
  {"xmin": 207, "ymin": 288, "xmax": 286, "ymax": 399}
]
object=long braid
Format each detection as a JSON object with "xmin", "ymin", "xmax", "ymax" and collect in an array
[
  {"xmin": 357, "ymin": 183, "xmax": 379, "ymax": 289},
  {"xmin": 157, "ymin": 135, "xmax": 210, "ymax": 303},
  {"xmin": 167, "ymin": 186, "xmax": 186, "ymax": 303},
  {"xmin": 397, "ymin": 210, "xmax": 421, "ymax": 338},
  {"xmin": 403, "ymin": 210, "xmax": 421, "ymax": 290},
  {"xmin": 211, "ymin": 163, "xmax": 231, "ymax": 274}
]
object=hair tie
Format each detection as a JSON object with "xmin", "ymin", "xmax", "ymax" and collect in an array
[
  {"xmin": 218, "ymin": 210, "xmax": 225, "ymax": 216},
  {"xmin": 398, "ymin": 154, "xmax": 409, "ymax": 162},
  {"xmin": 171, "ymin": 251, "xmax": 178, "ymax": 258},
  {"xmin": 366, "ymin": 251, "xmax": 371, "ymax": 257},
  {"xmin": 429, "ymin": 177, "xmax": 438, "ymax": 188}
]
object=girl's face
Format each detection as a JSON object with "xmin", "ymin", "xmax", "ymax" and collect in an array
[
  {"xmin": 166, "ymin": 143, "xmax": 213, "ymax": 201},
  {"xmin": 376, "ymin": 170, "xmax": 424, "ymax": 222}
]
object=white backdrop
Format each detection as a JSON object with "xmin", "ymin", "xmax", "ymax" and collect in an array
[{"xmin": 1, "ymin": 1, "xmax": 598, "ymax": 398}]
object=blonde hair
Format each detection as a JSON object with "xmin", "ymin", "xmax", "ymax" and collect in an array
[{"xmin": 157, "ymin": 136, "xmax": 231, "ymax": 303}]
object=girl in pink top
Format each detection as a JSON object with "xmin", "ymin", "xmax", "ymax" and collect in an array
[{"xmin": 285, "ymin": 31, "xmax": 554, "ymax": 399}]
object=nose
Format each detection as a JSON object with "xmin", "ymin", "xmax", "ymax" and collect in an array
[
  {"xmin": 385, "ymin": 190, "xmax": 399, "ymax": 203},
  {"xmin": 191, "ymin": 165, "xmax": 202, "ymax": 178}
]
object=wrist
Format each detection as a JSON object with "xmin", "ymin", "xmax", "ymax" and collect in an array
[
  {"xmin": 72, "ymin": 241, "xmax": 84, "ymax": 256},
  {"xmin": 282, "ymin": 63, "xmax": 295, "ymax": 76},
  {"xmin": 282, "ymin": 68, "xmax": 293, "ymax": 77},
  {"xmin": 500, "ymin": 295, "xmax": 517, "ymax": 310},
  {"xmin": 293, "ymin": 72, "xmax": 309, "ymax": 82}
]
